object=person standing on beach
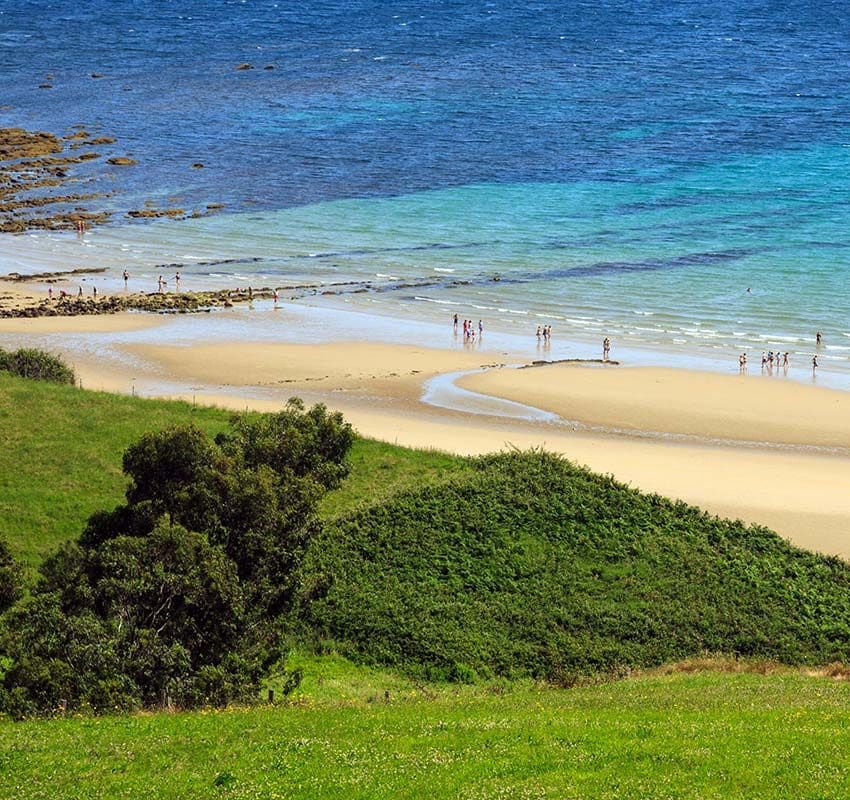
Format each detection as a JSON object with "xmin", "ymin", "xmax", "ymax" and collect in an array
[
  {"xmin": 92, "ymin": 286, "xmax": 97, "ymax": 299},
  {"xmin": 817, "ymin": 331, "xmax": 823, "ymax": 345},
  {"xmin": 536, "ymin": 326, "xmax": 541, "ymax": 339},
  {"xmin": 78, "ymin": 285, "xmax": 83, "ymax": 298},
  {"xmin": 174, "ymin": 272, "xmax": 181, "ymax": 291},
  {"xmin": 783, "ymin": 352, "xmax": 789, "ymax": 367},
  {"xmin": 48, "ymin": 286, "xmax": 53, "ymax": 300},
  {"xmin": 813, "ymin": 355, "xmax": 819, "ymax": 371},
  {"xmin": 453, "ymin": 313, "xmax": 458, "ymax": 332},
  {"xmin": 123, "ymin": 270, "xmax": 129, "ymax": 289},
  {"xmin": 158, "ymin": 275, "xmax": 164, "ymax": 293},
  {"xmin": 478, "ymin": 319, "xmax": 483, "ymax": 336}
]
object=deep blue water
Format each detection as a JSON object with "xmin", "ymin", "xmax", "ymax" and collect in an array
[
  {"xmin": 2, "ymin": 1, "xmax": 850, "ymax": 372},
  {"xmin": 3, "ymin": 1, "xmax": 850, "ymax": 209}
]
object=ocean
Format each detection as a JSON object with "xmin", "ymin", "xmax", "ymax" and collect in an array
[{"xmin": 2, "ymin": 0, "xmax": 850, "ymax": 377}]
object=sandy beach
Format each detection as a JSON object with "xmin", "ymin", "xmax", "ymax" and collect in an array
[
  {"xmin": 2, "ymin": 286, "xmax": 850, "ymax": 560},
  {"xmin": 458, "ymin": 363, "xmax": 850, "ymax": 449}
]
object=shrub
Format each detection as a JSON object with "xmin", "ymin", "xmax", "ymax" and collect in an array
[
  {"xmin": 296, "ymin": 450, "xmax": 850, "ymax": 682},
  {"xmin": 0, "ymin": 538, "xmax": 24, "ymax": 614},
  {"xmin": 0, "ymin": 348, "xmax": 75, "ymax": 384}
]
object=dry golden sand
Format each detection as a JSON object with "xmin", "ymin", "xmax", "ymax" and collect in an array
[
  {"xmin": 125, "ymin": 341, "xmax": 500, "ymax": 399},
  {"xmin": 2, "ymin": 317, "xmax": 849, "ymax": 559},
  {"xmin": 459, "ymin": 363, "xmax": 850, "ymax": 448},
  {"xmin": 0, "ymin": 313, "xmax": 159, "ymax": 334}
]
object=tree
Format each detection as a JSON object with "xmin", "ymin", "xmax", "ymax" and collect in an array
[{"xmin": 0, "ymin": 401, "xmax": 354, "ymax": 716}]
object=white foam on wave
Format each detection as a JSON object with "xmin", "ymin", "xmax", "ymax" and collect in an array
[
  {"xmin": 496, "ymin": 307, "xmax": 529, "ymax": 315},
  {"xmin": 413, "ymin": 296, "xmax": 459, "ymax": 307}
]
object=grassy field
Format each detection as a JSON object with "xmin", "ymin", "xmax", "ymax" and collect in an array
[
  {"xmin": 2, "ymin": 657, "xmax": 850, "ymax": 799},
  {"xmin": 0, "ymin": 373, "xmax": 467, "ymax": 565}
]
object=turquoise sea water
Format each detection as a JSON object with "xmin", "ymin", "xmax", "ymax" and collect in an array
[{"xmin": 2, "ymin": 1, "xmax": 850, "ymax": 376}]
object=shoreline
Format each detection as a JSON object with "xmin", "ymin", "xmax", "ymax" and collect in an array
[
  {"xmin": 1, "ymin": 215, "xmax": 847, "ymax": 392},
  {"xmin": 2, "ymin": 268, "xmax": 845, "ymax": 394},
  {"xmin": 2, "ymin": 245, "xmax": 850, "ymax": 559},
  {"xmin": 1, "ymin": 307, "xmax": 847, "ymax": 559}
]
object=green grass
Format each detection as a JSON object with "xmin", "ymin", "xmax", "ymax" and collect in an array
[
  {"xmin": 2, "ymin": 661, "xmax": 850, "ymax": 799},
  {"xmin": 0, "ymin": 373, "xmax": 467, "ymax": 565}
]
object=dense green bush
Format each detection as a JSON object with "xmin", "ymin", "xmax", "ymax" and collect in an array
[
  {"xmin": 0, "ymin": 401, "xmax": 354, "ymax": 717},
  {"xmin": 0, "ymin": 348, "xmax": 75, "ymax": 385},
  {"xmin": 0, "ymin": 538, "xmax": 24, "ymax": 614},
  {"xmin": 297, "ymin": 450, "xmax": 850, "ymax": 681}
]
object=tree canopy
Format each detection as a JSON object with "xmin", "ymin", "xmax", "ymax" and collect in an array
[{"xmin": 0, "ymin": 400, "xmax": 354, "ymax": 717}]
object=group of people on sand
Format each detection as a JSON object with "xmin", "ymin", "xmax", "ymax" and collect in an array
[
  {"xmin": 739, "ymin": 333, "xmax": 824, "ymax": 374},
  {"xmin": 535, "ymin": 325, "xmax": 553, "ymax": 340},
  {"xmin": 453, "ymin": 313, "xmax": 483, "ymax": 341}
]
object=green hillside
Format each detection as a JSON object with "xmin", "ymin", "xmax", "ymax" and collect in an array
[
  {"xmin": 0, "ymin": 373, "xmax": 467, "ymax": 565},
  {"xmin": 298, "ymin": 450, "xmax": 850, "ymax": 679}
]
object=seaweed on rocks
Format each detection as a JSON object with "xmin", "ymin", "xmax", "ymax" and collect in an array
[{"xmin": 0, "ymin": 288, "xmax": 279, "ymax": 319}]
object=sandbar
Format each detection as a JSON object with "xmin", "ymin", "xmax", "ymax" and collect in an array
[{"xmin": 459, "ymin": 363, "xmax": 850, "ymax": 449}]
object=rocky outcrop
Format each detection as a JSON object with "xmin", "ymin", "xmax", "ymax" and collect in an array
[
  {"xmin": 126, "ymin": 208, "xmax": 185, "ymax": 219},
  {"xmin": 0, "ymin": 288, "xmax": 277, "ymax": 319}
]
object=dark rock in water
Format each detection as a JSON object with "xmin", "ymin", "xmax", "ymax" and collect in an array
[
  {"xmin": 263, "ymin": 64, "xmax": 275, "ymax": 70},
  {"xmin": 3, "ymin": 267, "xmax": 107, "ymax": 282},
  {"xmin": 38, "ymin": 84, "xmax": 53, "ymax": 89},
  {"xmin": 235, "ymin": 63, "xmax": 253, "ymax": 70},
  {"xmin": 90, "ymin": 73, "xmax": 104, "ymax": 79},
  {"xmin": 127, "ymin": 208, "xmax": 185, "ymax": 219},
  {"xmin": 107, "ymin": 157, "xmax": 137, "ymax": 166},
  {"xmin": 192, "ymin": 162, "xmax": 204, "ymax": 168}
]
